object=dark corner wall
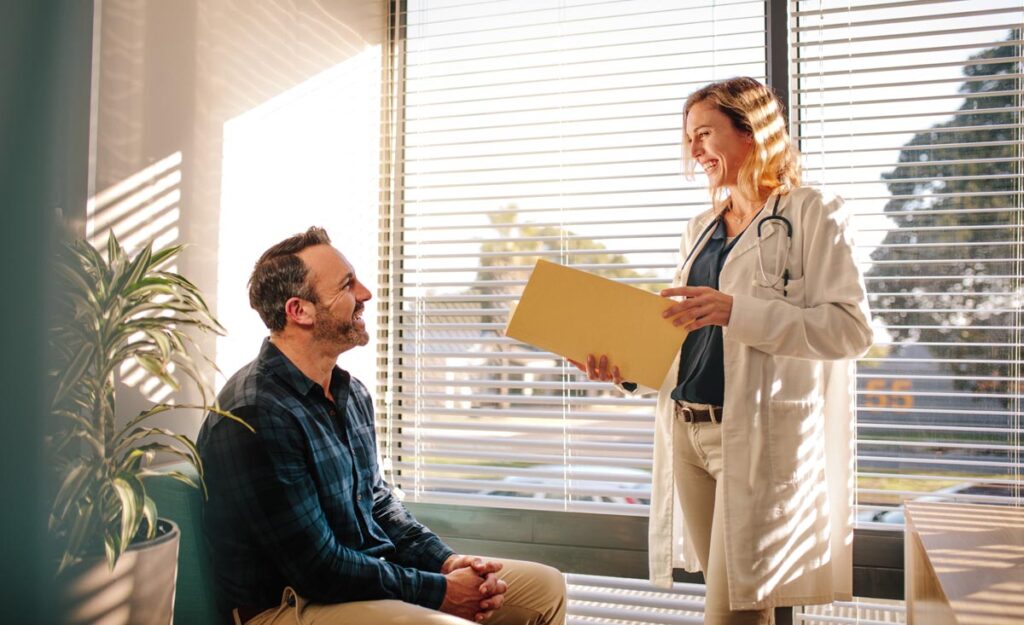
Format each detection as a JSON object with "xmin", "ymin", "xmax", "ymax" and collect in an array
[{"xmin": 0, "ymin": 1, "xmax": 93, "ymax": 621}]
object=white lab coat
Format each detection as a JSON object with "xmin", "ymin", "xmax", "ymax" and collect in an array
[{"xmin": 642, "ymin": 186, "xmax": 873, "ymax": 610}]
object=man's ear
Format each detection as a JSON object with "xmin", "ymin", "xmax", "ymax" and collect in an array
[{"xmin": 284, "ymin": 296, "xmax": 315, "ymax": 328}]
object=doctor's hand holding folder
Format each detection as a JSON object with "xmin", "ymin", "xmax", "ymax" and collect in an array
[{"xmin": 505, "ymin": 259, "xmax": 728, "ymax": 390}]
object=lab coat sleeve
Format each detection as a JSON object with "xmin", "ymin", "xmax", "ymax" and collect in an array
[{"xmin": 726, "ymin": 194, "xmax": 874, "ymax": 360}]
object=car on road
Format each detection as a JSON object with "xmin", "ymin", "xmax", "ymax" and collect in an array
[
  {"xmin": 857, "ymin": 481, "xmax": 1019, "ymax": 525},
  {"xmin": 480, "ymin": 464, "xmax": 651, "ymax": 506}
]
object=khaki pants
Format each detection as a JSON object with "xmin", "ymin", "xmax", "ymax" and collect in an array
[
  {"xmin": 237, "ymin": 559, "xmax": 566, "ymax": 625},
  {"xmin": 673, "ymin": 420, "xmax": 773, "ymax": 625}
]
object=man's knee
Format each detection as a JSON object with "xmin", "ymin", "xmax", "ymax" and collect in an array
[
  {"xmin": 527, "ymin": 562, "xmax": 566, "ymax": 603},
  {"xmin": 501, "ymin": 560, "xmax": 566, "ymax": 611}
]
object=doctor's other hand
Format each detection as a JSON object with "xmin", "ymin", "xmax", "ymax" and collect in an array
[
  {"xmin": 660, "ymin": 286, "xmax": 733, "ymax": 330},
  {"xmin": 567, "ymin": 354, "xmax": 623, "ymax": 384}
]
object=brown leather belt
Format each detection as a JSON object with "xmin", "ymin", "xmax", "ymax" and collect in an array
[{"xmin": 674, "ymin": 401, "xmax": 723, "ymax": 423}]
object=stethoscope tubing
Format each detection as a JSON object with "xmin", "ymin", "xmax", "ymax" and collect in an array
[
  {"xmin": 755, "ymin": 195, "xmax": 793, "ymax": 295},
  {"xmin": 678, "ymin": 194, "xmax": 788, "ymax": 276}
]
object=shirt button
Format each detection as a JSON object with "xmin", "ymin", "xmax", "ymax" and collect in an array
[{"xmin": 356, "ymin": 494, "xmax": 363, "ymax": 501}]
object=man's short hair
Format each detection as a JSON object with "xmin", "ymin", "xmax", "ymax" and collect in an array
[{"xmin": 248, "ymin": 227, "xmax": 332, "ymax": 332}]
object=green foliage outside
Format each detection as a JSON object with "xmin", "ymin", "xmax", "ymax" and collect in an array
[{"xmin": 867, "ymin": 31, "xmax": 1022, "ymax": 404}]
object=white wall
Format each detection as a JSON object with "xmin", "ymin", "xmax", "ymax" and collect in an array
[{"xmin": 88, "ymin": 0, "xmax": 385, "ymax": 436}]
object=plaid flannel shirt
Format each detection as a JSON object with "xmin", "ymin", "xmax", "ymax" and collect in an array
[{"xmin": 197, "ymin": 339, "xmax": 454, "ymax": 617}]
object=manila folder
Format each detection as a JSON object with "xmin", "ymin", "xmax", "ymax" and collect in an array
[{"xmin": 505, "ymin": 259, "xmax": 687, "ymax": 389}]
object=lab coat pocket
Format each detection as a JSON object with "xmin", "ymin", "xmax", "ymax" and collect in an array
[
  {"xmin": 767, "ymin": 398, "xmax": 819, "ymax": 485},
  {"xmin": 754, "ymin": 274, "xmax": 806, "ymax": 307}
]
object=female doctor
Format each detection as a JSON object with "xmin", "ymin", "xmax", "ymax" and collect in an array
[{"xmin": 576, "ymin": 77, "xmax": 873, "ymax": 624}]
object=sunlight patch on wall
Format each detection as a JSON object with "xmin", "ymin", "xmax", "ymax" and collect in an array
[
  {"xmin": 216, "ymin": 46, "xmax": 382, "ymax": 387},
  {"xmin": 87, "ymin": 151, "xmax": 182, "ymax": 255},
  {"xmin": 86, "ymin": 150, "xmax": 184, "ymax": 403}
]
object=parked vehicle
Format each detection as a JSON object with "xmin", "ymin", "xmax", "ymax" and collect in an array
[
  {"xmin": 857, "ymin": 481, "xmax": 1019, "ymax": 525},
  {"xmin": 481, "ymin": 464, "xmax": 651, "ymax": 505}
]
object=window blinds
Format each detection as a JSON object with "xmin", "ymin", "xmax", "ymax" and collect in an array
[
  {"xmin": 380, "ymin": 0, "xmax": 768, "ymax": 512},
  {"xmin": 381, "ymin": 0, "xmax": 1023, "ymax": 520},
  {"xmin": 566, "ymin": 574, "xmax": 706, "ymax": 624},
  {"xmin": 791, "ymin": 0, "xmax": 1023, "ymax": 521}
]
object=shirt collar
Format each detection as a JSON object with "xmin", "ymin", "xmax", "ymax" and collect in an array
[
  {"xmin": 710, "ymin": 217, "xmax": 727, "ymax": 241},
  {"xmin": 258, "ymin": 338, "xmax": 351, "ymax": 402}
]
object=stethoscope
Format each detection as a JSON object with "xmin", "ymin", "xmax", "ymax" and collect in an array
[
  {"xmin": 755, "ymin": 195, "xmax": 793, "ymax": 296},
  {"xmin": 678, "ymin": 194, "xmax": 794, "ymax": 297}
]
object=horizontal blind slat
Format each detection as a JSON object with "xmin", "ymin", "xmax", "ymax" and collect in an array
[{"xmin": 791, "ymin": 5, "xmax": 1023, "ymax": 32}]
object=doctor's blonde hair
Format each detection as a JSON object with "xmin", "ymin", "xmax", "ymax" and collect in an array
[{"xmin": 682, "ymin": 77, "xmax": 801, "ymax": 212}]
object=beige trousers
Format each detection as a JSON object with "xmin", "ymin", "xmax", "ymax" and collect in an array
[
  {"xmin": 237, "ymin": 559, "xmax": 566, "ymax": 625},
  {"xmin": 673, "ymin": 419, "xmax": 774, "ymax": 625}
]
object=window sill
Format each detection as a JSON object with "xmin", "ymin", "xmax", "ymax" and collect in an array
[{"xmin": 406, "ymin": 502, "xmax": 905, "ymax": 599}]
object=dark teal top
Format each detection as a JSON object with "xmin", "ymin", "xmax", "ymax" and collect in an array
[{"xmin": 670, "ymin": 218, "xmax": 743, "ymax": 405}]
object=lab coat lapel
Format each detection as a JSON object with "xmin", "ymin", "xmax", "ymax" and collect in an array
[
  {"xmin": 723, "ymin": 195, "xmax": 786, "ymax": 269},
  {"xmin": 677, "ymin": 213, "xmax": 720, "ymax": 286}
]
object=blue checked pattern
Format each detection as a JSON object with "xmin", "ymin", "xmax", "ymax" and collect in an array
[{"xmin": 197, "ymin": 339, "xmax": 454, "ymax": 617}]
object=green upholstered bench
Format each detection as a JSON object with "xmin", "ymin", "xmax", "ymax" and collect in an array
[{"xmin": 147, "ymin": 461, "xmax": 220, "ymax": 625}]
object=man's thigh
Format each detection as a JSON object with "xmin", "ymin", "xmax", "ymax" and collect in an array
[
  {"xmin": 246, "ymin": 559, "xmax": 566, "ymax": 625},
  {"xmin": 247, "ymin": 588, "xmax": 465, "ymax": 625}
]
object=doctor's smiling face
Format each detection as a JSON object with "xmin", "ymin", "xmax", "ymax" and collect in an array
[{"xmin": 684, "ymin": 100, "xmax": 754, "ymax": 191}]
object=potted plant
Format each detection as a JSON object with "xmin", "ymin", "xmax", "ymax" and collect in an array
[{"xmin": 48, "ymin": 232, "xmax": 248, "ymax": 624}]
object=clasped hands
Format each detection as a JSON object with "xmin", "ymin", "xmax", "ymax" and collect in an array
[
  {"xmin": 569, "ymin": 286, "xmax": 733, "ymax": 382},
  {"xmin": 440, "ymin": 554, "xmax": 507, "ymax": 622}
]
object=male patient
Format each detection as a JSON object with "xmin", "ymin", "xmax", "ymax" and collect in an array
[{"xmin": 198, "ymin": 227, "xmax": 566, "ymax": 625}]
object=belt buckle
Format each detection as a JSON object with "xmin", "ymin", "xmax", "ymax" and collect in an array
[
  {"xmin": 676, "ymin": 403, "xmax": 695, "ymax": 423},
  {"xmin": 682, "ymin": 406, "xmax": 695, "ymax": 423}
]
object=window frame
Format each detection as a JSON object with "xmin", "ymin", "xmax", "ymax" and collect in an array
[{"xmin": 381, "ymin": 0, "xmax": 1023, "ymax": 604}]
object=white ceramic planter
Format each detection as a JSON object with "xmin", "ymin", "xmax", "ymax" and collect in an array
[{"xmin": 58, "ymin": 519, "xmax": 180, "ymax": 625}]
